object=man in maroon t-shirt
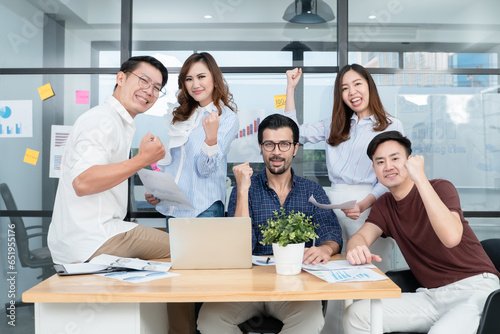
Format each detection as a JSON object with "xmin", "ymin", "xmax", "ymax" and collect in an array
[{"xmin": 343, "ymin": 131, "xmax": 500, "ymax": 334}]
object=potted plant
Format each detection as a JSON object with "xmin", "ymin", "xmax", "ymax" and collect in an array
[{"xmin": 259, "ymin": 208, "xmax": 318, "ymax": 275}]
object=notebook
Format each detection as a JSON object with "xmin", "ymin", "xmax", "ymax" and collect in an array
[{"xmin": 168, "ymin": 217, "xmax": 253, "ymax": 270}]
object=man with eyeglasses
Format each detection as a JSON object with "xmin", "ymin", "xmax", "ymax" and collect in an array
[
  {"xmin": 198, "ymin": 113, "xmax": 342, "ymax": 334},
  {"xmin": 48, "ymin": 56, "xmax": 171, "ymax": 265}
]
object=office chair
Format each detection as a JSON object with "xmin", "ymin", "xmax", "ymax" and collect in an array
[
  {"xmin": 385, "ymin": 238, "xmax": 500, "ymax": 334},
  {"xmin": 238, "ymin": 300, "xmax": 328, "ymax": 334},
  {"xmin": 1, "ymin": 183, "xmax": 55, "ymax": 314}
]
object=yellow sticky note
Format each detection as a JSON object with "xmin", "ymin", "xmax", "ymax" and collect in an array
[
  {"xmin": 24, "ymin": 148, "xmax": 40, "ymax": 165},
  {"xmin": 38, "ymin": 83, "xmax": 55, "ymax": 100},
  {"xmin": 274, "ymin": 95, "xmax": 286, "ymax": 110}
]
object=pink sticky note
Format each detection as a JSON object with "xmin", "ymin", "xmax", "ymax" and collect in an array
[
  {"xmin": 76, "ymin": 90, "xmax": 89, "ymax": 104},
  {"xmin": 151, "ymin": 163, "xmax": 161, "ymax": 171}
]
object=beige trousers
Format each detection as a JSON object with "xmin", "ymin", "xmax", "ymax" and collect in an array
[
  {"xmin": 88, "ymin": 225, "xmax": 194, "ymax": 334},
  {"xmin": 87, "ymin": 224, "xmax": 171, "ymax": 261}
]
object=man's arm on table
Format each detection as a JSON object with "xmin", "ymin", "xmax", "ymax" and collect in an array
[
  {"xmin": 345, "ymin": 222, "xmax": 384, "ymax": 265},
  {"xmin": 303, "ymin": 240, "xmax": 341, "ymax": 265}
]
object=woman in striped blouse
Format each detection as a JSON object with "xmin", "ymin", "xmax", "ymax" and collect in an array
[
  {"xmin": 145, "ymin": 52, "xmax": 238, "ymax": 224},
  {"xmin": 284, "ymin": 64, "xmax": 404, "ymax": 273},
  {"xmin": 145, "ymin": 52, "xmax": 238, "ymax": 334}
]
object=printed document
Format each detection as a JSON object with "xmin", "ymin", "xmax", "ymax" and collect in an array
[
  {"xmin": 138, "ymin": 168, "xmax": 194, "ymax": 209},
  {"xmin": 308, "ymin": 195, "xmax": 356, "ymax": 210}
]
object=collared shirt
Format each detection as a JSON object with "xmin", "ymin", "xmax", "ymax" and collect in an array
[
  {"xmin": 227, "ymin": 169, "xmax": 343, "ymax": 256},
  {"xmin": 156, "ymin": 104, "xmax": 239, "ymax": 217},
  {"xmin": 48, "ymin": 96, "xmax": 138, "ymax": 264},
  {"xmin": 285, "ymin": 110, "xmax": 405, "ymax": 199}
]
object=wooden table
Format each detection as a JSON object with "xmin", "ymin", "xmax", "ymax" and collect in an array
[{"xmin": 23, "ymin": 256, "xmax": 400, "ymax": 334}]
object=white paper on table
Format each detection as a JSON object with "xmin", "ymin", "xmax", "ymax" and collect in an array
[
  {"xmin": 303, "ymin": 260, "xmax": 376, "ymax": 271},
  {"xmin": 95, "ymin": 270, "xmax": 180, "ymax": 283},
  {"xmin": 304, "ymin": 268, "xmax": 388, "ymax": 283},
  {"xmin": 308, "ymin": 195, "xmax": 356, "ymax": 210},
  {"xmin": 137, "ymin": 168, "xmax": 194, "ymax": 209},
  {"xmin": 90, "ymin": 254, "xmax": 172, "ymax": 272},
  {"xmin": 60, "ymin": 263, "xmax": 110, "ymax": 275},
  {"xmin": 252, "ymin": 256, "xmax": 275, "ymax": 266}
]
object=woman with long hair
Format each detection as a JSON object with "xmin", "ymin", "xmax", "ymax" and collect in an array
[
  {"xmin": 284, "ymin": 64, "xmax": 404, "ymax": 272},
  {"xmin": 145, "ymin": 52, "xmax": 238, "ymax": 334},
  {"xmin": 146, "ymin": 52, "xmax": 238, "ymax": 222}
]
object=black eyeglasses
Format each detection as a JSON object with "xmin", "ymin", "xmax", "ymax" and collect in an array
[
  {"xmin": 128, "ymin": 72, "xmax": 166, "ymax": 98},
  {"xmin": 260, "ymin": 141, "xmax": 296, "ymax": 152}
]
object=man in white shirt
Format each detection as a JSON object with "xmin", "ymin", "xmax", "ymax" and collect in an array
[{"xmin": 48, "ymin": 56, "xmax": 170, "ymax": 264}]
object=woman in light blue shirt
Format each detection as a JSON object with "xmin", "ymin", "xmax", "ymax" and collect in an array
[
  {"xmin": 284, "ymin": 64, "xmax": 404, "ymax": 273},
  {"xmin": 145, "ymin": 52, "xmax": 238, "ymax": 334},
  {"xmin": 145, "ymin": 52, "xmax": 238, "ymax": 223}
]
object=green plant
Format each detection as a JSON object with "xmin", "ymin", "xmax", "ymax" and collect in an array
[{"xmin": 259, "ymin": 208, "xmax": 318, "ymax": 247}]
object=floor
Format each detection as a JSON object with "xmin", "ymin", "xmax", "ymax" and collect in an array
[{"xmin": 2, "ymin": 303, "xmax": 35, "ymax": 334}]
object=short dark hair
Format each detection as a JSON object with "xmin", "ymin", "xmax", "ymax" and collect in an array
[
  {"xmin": 114, "ymin": 56, "xmax": 168, "ymax": 90},
  {"xmin": 257, "ymin": 114, "xmax": 299, "ymax": 144},
  {"xmin": 366, "ymin": 131, "xmax": 412, "ymax": 160}
]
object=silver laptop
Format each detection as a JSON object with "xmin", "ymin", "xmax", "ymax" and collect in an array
[{"xmin": 169, "ymin": 217, "xmax": 252, "ymax": 270}]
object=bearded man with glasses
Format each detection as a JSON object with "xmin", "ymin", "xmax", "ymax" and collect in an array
[{"xmin": 197, "ymin": 113, "xmax": 342, "ymax": 334}]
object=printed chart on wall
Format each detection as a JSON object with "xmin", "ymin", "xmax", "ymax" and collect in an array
[
  {"xmin": 49, "ymin": 125, "xmax": 72, "ymax": 178},
  {"xmin": 227, "ymin": 109, "xmax": 266, "ymax": 163},
  {"xmin": 0, "ymin": 100, "xmax": 33, "ymax": 138},
  {"xmin": 397, "ymin": 94, "xmax": 500, "ymax": 188}
]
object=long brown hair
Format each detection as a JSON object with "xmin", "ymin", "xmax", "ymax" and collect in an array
[
  {"xmin": 172, "ymin": 52, "xmax": 236, "ymax": 124},
  {"xmin": 327, "ymin": 63, "xmax": 392, "ymax": 146}
]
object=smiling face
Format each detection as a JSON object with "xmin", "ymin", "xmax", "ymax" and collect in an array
[
  {"xmin": 372, "ymin": 140, "xmax": 413, "ymax": 192},
  {"xmin": 341, "ymin": 69, "xmax": 372, "ymax": 119},
  {"xmin": 113, "ymin": 62, "xmax": 162, "ymax": 118},
  {"xmin": 260, "ymin": 127, "xmax": 298, "ymax": 176},
  {"xmin": 184, "ymin": 61, "xmax": 215, "ymax": 108}
]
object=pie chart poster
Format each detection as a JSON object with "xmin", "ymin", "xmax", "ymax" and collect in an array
[{"xmin": 0, "ymin": 100, "xmax": 33, "ymax": 138}]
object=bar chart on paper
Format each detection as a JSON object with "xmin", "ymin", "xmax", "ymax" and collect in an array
[{"xmin": 0, "ymin": 100, "xmax": 33, "ymax": 138}]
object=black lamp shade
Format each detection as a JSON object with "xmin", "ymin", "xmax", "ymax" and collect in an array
[{"xmin": 283, "ymin": 0, "xmax": 335, "ymax": 24}]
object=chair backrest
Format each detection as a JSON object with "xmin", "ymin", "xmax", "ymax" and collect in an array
[
  {"xmin": 476, "ymin": 288, "xmax": 500, "ymax": 334},
  {"xmin": 475, "ymin": 239, "xmax": 500, "ymax": 334},
  {"xmin": 0, "ymin": 183, "xmax": 31, "ymax": 267},
  {"xmin": 480, "ymin": 239, "xmax": 500, "ymax": 272}
]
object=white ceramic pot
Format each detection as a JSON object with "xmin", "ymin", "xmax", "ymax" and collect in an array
[{"xmin": 272, "ymin": 242, "xmax": 305, "ymax": 275}]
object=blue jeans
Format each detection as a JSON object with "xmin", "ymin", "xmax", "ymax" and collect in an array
[{"xmin": 165, "ymin": 200, "xmax": 225, "ymax": 232}]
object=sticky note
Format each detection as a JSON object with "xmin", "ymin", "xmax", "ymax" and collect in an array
[
  {"xmin": 38, "ymin": 83, "xmax": 55, "ymax": 100},
  {"xmin": 24, "ymin": 148, "xmax": 40, "ymax": 165},
  {"xmin": 274, "ymin": 95, "xmax": 286, "ymax": 109},
  {"xmin": 75, "ymin": 90, "xmax": 89, "ymax": 104}
]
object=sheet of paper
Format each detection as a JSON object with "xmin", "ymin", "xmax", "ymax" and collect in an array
[
  {"xmin": 90, "ymin": 254, "xmax": 172, "ymax": 272},
  {"xmin": 60, "ymin": 263, "xmax": 110, "ymax": 275},
  {"xmin": 95, "ymin": 270, "xmax": 180, "ymax": 283},
  {"xmin": 38, "ymin": 83, "xmax": 55, "ymax": 100},
  {"xmin": 305, "ymin": 268, "xmax": 388, "ymax": 283},
  {"xmin": 274, "ymin": 94, "xmax": 286, "ymax": 109},
  {"xmin": 49, "ymin": 125, "xmax": 72, "ymax": 178},
  {"xmin": 308, "ymin": 195, "xmax": 356, "ymax": 210},
  {"xmin": 24, "ymin": 148, "xmax": 39, "ymax": 165},
  {"xmin": 0, "ymin": 100, "xmax": 33, "ymax": 138},
  {"xmin": 75, "ymin": 90, "xmax": 89, "ymax": 104},
  {"xmin": 252, "ymin": 256, "xmax": 275, "ymax": 266},
  {"xmin": 302, "ymin": 260, "xmax": 376, "ymax": 271},
  {"xmin": 137, "ymin": 168, "xmax": 194, "ymax": 209}
]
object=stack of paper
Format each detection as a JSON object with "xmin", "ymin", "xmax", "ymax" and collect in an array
[
  {"xmin": 89, "ymin": 254, "xmax": 179, "ymax": 283},
  {"xmin": 302, "ymin": 260, "xmax": 388, "ymax": 283}
]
